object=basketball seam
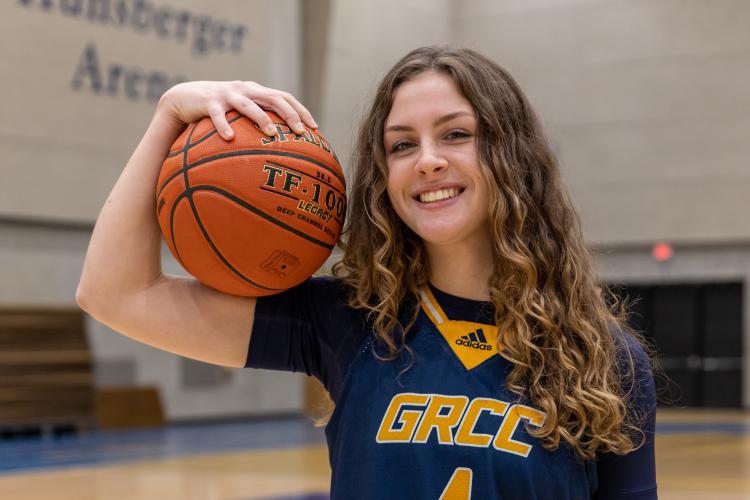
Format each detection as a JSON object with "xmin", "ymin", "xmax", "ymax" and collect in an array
[
  {"xmin": 178, "ymin": 124, "xmax": 280, "ymax": 292},
  {"xmin": 164, "ymin": 127, "xmax": 197, "ymax": 268},
  {"xmin": 166, "ymin": 114, "xmax": 245, "ymax": 158},
  {"xmin": 169, "ymin": 192, "xmax": 187, "ymax": 268},
  {"xmin": 259, "ymin": 185, "xmax": 298, "ymax": 201},
  {"xmin": 189, "ymin": 185, "xmax": 335, "ymax": 250}
]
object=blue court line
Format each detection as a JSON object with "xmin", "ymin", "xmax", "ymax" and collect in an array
[
  {"xmin": 0, "ymin": 416, "xmax": 326, "ymax": 474},
  {"xmin": 251, "ymin": 496, "xmax": 328, "ymax": 500},
  {"xmin": 655, "ymin": 421, "xmax": 750, "ymax": 434},
  {"xmin": 2, "ymin": 416, "xmax": 748, "ymax": 476}
]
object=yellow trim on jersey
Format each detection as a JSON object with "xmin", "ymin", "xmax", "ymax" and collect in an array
[
  {"xmin": 419, "ymin": 287, "xmax": 501, "ymax": 370},
  {"xmin": 418, "ymin": 287, "xmax": 447, "ymax": 325}
]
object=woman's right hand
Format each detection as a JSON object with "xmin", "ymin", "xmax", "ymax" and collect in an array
[{"xmin": 157, "ymin": 80, "xmax": 318, "ymax": 141}]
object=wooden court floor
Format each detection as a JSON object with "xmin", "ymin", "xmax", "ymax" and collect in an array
[{"xmin": 0, "ymin": 410, "xmax": 748, "ymax": 499}]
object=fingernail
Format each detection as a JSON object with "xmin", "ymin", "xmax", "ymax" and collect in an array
[
  {"xmin": 264, "ymin": 124, "xmax": 276, "ymax": 135},
  {"xmin": 310, "ymin": 119, "xmax": 319, "ymax": 128},
  {"xmin": 294, "ymin": 122, "xmax": 305, "ymax": 133},
  {"xmin": 224, "ymin": 128, "xmax": 234, "ymax": 139}
]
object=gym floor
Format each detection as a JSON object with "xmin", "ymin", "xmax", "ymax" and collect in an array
[{"xmin": 0, "ymin": 410, "xmax": 748, "ymax": 499}]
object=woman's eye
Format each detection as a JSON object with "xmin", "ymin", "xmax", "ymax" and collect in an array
[
  {"xmin": 445, "ymin": 129, "xmax": 470, "ymax": 140},
  {"xmin": 391, "ymin": 141, "xmax": 413, "ymax": 153}
]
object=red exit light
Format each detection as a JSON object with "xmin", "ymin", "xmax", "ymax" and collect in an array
[{"xmin": 652, "ymin": 242, "xmax": 674, "ymax": 262}]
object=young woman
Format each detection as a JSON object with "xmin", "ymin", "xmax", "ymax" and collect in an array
[{"xmin": 78, "ymin": 47, "xmax": 657, "ymax": 499}]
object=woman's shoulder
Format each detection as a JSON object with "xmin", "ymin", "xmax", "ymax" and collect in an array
[
  {"xmin": 307, "ymin": 273, "xmax": 347, "ymax": 291},
  {"xmin": 610, "ymin": 327, "xmax": 656, "ymax": 412},
  {"xmin": 253, "ymin": 274, "xmax": 355, "ymax": 324},
  {"xmin": 272, "ymin": 274, "xmax": 349, "ymax": 303},
  {"xmin": 612, "ymin": 328, "xmax": 653, "ymax": 376},
  {"xmin": 305, "ymin": 274, "xmax": 356, "ymax": 308}
]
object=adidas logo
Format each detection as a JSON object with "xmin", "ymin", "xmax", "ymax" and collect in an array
[{"xmin": 455, "ymin": 328, "xmax": 492, "ymax": 351}]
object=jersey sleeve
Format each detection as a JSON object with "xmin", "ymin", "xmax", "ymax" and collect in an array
[
  {"xmin": 244, "ymin": 275, "xmax": 367, "ymax": 402},
  {"xmin": 594, "ymin": 333, "xmax": 657, "ymax": 499}
]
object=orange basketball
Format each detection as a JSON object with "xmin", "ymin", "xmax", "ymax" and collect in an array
[{"xmin": 155, "ymin": 111, "xmax": 346, "ymax": 297}]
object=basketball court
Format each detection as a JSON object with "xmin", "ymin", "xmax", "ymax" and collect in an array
[
  {"xmin": 2, "ymin": 1, "xmax": 750, "ymax": 499},
  {"xmin": 0, "ymin": 410, "xmax": 747, "ymax": 499}
]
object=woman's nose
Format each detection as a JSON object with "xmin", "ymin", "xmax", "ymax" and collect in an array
[{"xmin": 415, "ymin": 142, "xmax": 448, "ymax": 175}]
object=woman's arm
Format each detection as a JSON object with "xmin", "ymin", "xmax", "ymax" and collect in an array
[
  {"xmin": 76, "ymin": 81, "xmax": 316, "ymax": 367},
  {"xmin": 595, "ymin": 334, "xmax": 658, "ymax": 499}
]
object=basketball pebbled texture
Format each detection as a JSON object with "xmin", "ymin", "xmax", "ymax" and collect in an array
[{"xmin": 156, "ymin": 111, "xmax": 346, "ymax": 297}]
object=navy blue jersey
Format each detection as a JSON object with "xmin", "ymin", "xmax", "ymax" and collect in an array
[{"xmin": 247, "ymin": 276, "xmax": 657, "ymax": 499}]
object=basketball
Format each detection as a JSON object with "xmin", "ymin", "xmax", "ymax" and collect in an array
[{"xmin": 155, "ymin": 111, "xmax": 346, "ymax": 297}]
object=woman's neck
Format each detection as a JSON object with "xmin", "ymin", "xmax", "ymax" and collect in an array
[{"xmin": 425, "ymin": 235, "xmax": 493, "ymax": 301}]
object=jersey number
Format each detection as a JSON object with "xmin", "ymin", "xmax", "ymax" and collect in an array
[{"xmin": 439, "ymin": 467, "xmax": 473, "ymax": 499}]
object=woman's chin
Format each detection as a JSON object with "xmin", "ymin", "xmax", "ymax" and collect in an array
[
  {"xmin": 414, "ymin": 225, "xmax": 467, "ymax": 246},
  {"xmin": 411, "ymin": 217, "xmax": 491, "ymax": 249}
]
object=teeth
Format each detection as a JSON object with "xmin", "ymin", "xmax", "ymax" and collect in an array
[{"xmin": 419, "ymin": 188, "xmax": 460, "ymax": 203}]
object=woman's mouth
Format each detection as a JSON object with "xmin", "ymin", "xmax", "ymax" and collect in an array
[{"xmin": 417, "ymin": 187, "xmax": 464, "ymax": 204}]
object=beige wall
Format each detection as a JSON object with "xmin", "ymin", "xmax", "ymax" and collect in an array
[
  {"xmin": 1, "ymin": 0, "xmax": 300, "ymax": 223},
  {"xmin": 316, "ymin": 0, "xmax": 455, "ymax": 163},
  {"xmin": 0, "ymin": 0, "xmax": 306, "ymax": 419},
  {"xmin": 454, "ymin": 0, "xmax": 750, "ymax": 245},
  {"xmin": 312, "ymin": 0, "xmax": 750, "ymax": 245}
]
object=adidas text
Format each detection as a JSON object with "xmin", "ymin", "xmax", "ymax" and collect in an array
[{"xmin": 455, "ymin": 338, "xmax": 492, "ymax": 350}]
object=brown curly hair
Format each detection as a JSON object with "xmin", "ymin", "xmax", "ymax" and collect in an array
[{"xmin": 332, "ymin": 46, "xmax": 647, "ymax": 461}]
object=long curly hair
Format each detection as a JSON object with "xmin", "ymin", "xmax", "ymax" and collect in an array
[{"xmin": 332, "ymin": 46, "xmax": 646, "ymax": 460}]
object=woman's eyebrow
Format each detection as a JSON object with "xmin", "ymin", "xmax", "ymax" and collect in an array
[
  {"xmin": 433, "ymin": 110, "xmax": 474, "ymax": 127},
  {"xmin": 384, "ymin": 110, "xmax": 474, "ymax": 133}
]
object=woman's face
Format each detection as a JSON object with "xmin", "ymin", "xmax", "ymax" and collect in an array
[{"xmin": 384, "ymin": 71, "xmax": 491, "ymax": 250}]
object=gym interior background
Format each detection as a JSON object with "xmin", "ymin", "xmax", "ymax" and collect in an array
[{"xmin": 0, "ymin": 0, "xmax": 748, "ymax": 475}]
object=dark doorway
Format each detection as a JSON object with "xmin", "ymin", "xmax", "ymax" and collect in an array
[{"xmin": 611, "ymin": 282, "xmax": 743, "ymax": 408}]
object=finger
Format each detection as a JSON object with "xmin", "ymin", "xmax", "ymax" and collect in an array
[
  {"xmin": 282, "ymin": 93, "xmax": 318, "ymax": 129},
  {"xmin": 228, "ymin": 95, "xmax": 277, "ymax": 136},
  {"xmin": 254, "ymin": 93, "xmax": 306, "ymax": 135},
  {"xmin": 207, "ymin": 102, "xmax": 234, "ymax": 140}
]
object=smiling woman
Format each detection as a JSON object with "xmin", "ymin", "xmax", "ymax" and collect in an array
[
  {"xmin": 384, "ymin": 72, "xmax": 491, "ymax": 278},
  {"xmin": 77, "ymin": 46, "xmax": 657, "ymax": 499}
]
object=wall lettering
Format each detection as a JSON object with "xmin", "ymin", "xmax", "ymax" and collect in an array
[
  {"xmin": 71, "ymin": 43, "xmax": 188, "ymax": 102},
  {"xmin": 18, "ymin": 0, "xmax": 249, "ymax": 56}
]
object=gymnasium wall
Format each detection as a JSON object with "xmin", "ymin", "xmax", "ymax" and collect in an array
[
  {"xmin": 454, "ymin": 0, "xmax": 750, "ymax": 246},
  {"xmin": 0, "ymin": 0, "xmax": 306, "ymax": 420},
  {"xmin": 1, "ymin": 0, "xmax": 302, "ymax": 223},
  {"xmin": 314, "ymin": 0, "xmax": 455, "ymax": 158},
  {"xmin": 1, "ymin": 0, "xmax": 749, "ymax": 417}
]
